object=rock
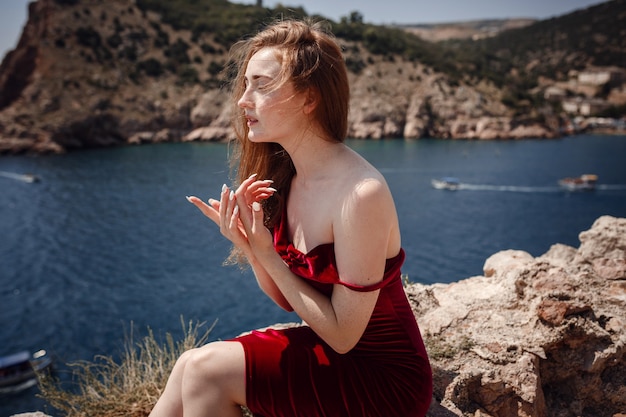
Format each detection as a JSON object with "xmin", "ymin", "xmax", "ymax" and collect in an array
[
  {"xmin": 182, "ymin": 125, "xmax": 234, "ymax": 142},
  {"xmin": 508, "ymin": 123, "xmax": 555, "ymax": 139},
  {"xmin": 407, "ymin": 215, "xmax": 626, "ymax": 417},
  {"xmin": 575, "ymin": 215, "xmax": 626, "ymax": 261},
  {"xmin": 403, "ymin": 94, "xmax": 429, "ymax": 138},
  {"xmin": 189, "ymin": 90, "xmax": 229, "ymax": 127},
  {"xmin": 10, "ymin": 413, "xmax": 53, "ymax": 417}
]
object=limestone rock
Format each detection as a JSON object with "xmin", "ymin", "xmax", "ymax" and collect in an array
[
  {"xmin": 407, "ymin": 215, "xmax": 626, "ymax": 417},
  {"xmin": 10, "ymin": 413, "xmax": 53, "ymax": 417}
]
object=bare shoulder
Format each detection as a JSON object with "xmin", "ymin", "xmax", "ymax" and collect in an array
[
  {"xmin": 337, "ymin": 146, "xmax": 393, "ymax": 204},
  {"xmin": 332, "ymin": 147, "xmax": 399, "ymax": 235},
  {"xmin": 331, "ymin": 147, "xmax": 401, "ymax": 280}
]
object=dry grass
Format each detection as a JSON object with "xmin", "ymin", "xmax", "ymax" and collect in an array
[{"xmin": 39, "ymin": 319, "xmax": 214, "ymax": 417}]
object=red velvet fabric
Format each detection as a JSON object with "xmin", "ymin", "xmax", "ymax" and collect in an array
[{"xmin": 233, "ymin": 212, "xmax": 432, "ymax": 416}]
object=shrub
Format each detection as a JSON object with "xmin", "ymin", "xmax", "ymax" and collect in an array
[
  {"xmin": 177, "ymin": 65, "xmax": 200, "ymax": 85},
  {"xmin": 164, "ymin": 38, "xmax": 191, "ymax": 65},
  {"xmin": 107, "ymin": 33, "xmax": 123, "ymax": 49},
  {"xmin": 75, "ymin": 27, "xmax": 102, "ymax": 49},
  {"xmin": 207, "ymin": 61, "xmax": 223, "ymax": 77},
  {"xmin": 137, "ymin": 58, "xmax": 164, "ymax": 77},
  {"xmin": 345, "ymin": 56, "xmax": 365, "ymax": 74},
  {"xmin": 39, "ymin": 319, "xmax": 213, "ymax": 417}
]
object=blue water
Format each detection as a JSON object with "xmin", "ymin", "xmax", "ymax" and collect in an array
[{"xmin": 1, "ymin": 134, "xmax": 625, "ymax": 415}]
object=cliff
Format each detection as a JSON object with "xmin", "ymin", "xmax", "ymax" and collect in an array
[{"xmin": 0, "ymin": 0, "xmax": 564, "ymax": 155}]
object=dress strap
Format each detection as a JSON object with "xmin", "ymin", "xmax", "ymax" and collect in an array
[
  {"xmin": 337, "ymin": 249, "xmax": 405, "ymax": 292},
  {"xmin": 337, "ymin": 273, "xmax": 399, "ymax": 292}
]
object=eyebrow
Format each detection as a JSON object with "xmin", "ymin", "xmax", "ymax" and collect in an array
[{"xmin": 243, "ymin": 74, "xmax": 275, "ymax": 86}]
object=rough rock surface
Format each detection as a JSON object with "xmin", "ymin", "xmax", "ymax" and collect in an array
[
  {"xmin": 12, "ymin": 217, "xmax": 625, "ymax": 417},
  {"xmin": 411, "ymin": 215, "xmax": 626, "ymax": 417},
  {"xmin": 10, "ymin": 413, "xmax": 52, "ymax": 417}
]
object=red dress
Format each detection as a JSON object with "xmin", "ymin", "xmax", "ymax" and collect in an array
[{"xmin": 233, "ymin": 211, "xmax": 432, "ymax": 417}]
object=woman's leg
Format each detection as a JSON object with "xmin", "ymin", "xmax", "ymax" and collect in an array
[{"xmin": 150, "ymin": 341, "xmax": 247, "ymax": 417}]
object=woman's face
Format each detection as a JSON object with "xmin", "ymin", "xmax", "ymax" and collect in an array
[{"xmin": 237, "ymin": 47, "xmax": 309, "ymax": 144}]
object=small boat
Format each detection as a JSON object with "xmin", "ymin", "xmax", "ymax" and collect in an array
[
  {"xmin": 558, "ymin": 174, "xmax": 598, "ymax": 191},
  {"xmin": 0, "ymin": 350, "xmax": 52, "ymax": 394},
  {"xmin": 431, "ymin": 177, "xmax": 460, "ymax": 190}
]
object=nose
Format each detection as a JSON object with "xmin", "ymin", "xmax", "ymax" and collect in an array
[{"xmin": 238, "ymin": 89, "xmax": 252, "ymax": 109}]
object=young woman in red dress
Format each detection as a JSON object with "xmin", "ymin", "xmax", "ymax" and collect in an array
[{"xmin": 150, "ymin": 19, "xmax": 432, "ymax": 417}]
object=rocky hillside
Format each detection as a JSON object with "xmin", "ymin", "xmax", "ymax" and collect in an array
[
  {"xmin": 0, "ymin": 0, "xmax": 623, "ymax": 154},
  {"xmin": 399, "ymin": 19, "xmax": 537, "ymax": 42}
]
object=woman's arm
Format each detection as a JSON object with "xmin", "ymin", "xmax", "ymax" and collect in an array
[
  {"xmin": 238, "ymin": 177, "xmax": 396, "ymax": 353},
  {"xmin": 186, "ymin": 175, "xmax": 293, "ymax": 311},
  {"xmin": 247, "ymin": 256, "xmax": 293, "ymax": 311}
]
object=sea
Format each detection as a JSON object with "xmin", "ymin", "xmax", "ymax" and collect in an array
[{"xmin": 1, "ymin": 134, "xmax": 625, "ymax": 415}]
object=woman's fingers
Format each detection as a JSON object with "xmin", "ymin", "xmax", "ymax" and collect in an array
[
  {"xmin": 186, "ymin": 177, "xmax": 274, "ymax": 248},
  {"xmin": 186, "ymin": 195, "xmax": 220, "ymax": 224},
  {"xmin": 218, "ymin": 184, "xmax": 230, "ymax": 231},
  {"xmin": 235, "ymin": 174, "xmax": 276, "ymax": 206},
  {"xmin": 248, "ymin": 201, "xmax": 274, "ymax": 253}
]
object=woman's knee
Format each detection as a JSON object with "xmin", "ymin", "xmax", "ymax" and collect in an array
[
  {"xmin": 182, "ymin": 342, "xmax": 245, "ymax": 394},
  {"xmin": 185, "ymin": 344, "xmax": 221, "ymax": 381}
]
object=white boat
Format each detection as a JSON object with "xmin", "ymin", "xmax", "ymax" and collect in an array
[
  {"xmin": 558, "ymin": 174, "xmax": 598, "ymax": 191},
  {"xmin": 431, "ymin": 177, "xmax": 460, "ymax": 190},
  {"xmin": 0, "ymin": 350, "xmax": 52, "ymax": 394}
]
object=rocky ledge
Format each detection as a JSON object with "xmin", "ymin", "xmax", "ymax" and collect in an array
[
  {"xmin": 12, "ymin": 216, "xmax": 625, "ymax": 417},
  {"xmin": 414, "ymin": 215, "xmax": 626, "ymax": 417}
]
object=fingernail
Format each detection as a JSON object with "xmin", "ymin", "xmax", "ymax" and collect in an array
[
  {"xmin": 250, "ymin": 173, "xmax": 258, "ymax": 178},
  {"xmin": 252, "ymin": 202, "xmax": 261, "ymax": 211},
  {"xmin": 222, "ymin": 184, "xmax": 227, "ymax": 193},
  {"xmin": 229, "ymin": 190, "xmax": 235, "ymax": 201},
  {"xmin": 233, "ymin": 205, "xmax": 239, "ymax": 215},
  {"xmin": 186, "ymin": 196, "xmax": 193, "ymax": 203},
  {"xmin": 267, "ymin": 187, "xmax": 278, "ymax": 193}
]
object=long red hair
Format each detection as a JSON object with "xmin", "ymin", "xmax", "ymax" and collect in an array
[{"xmin": 228, "ymin": 19, "xmax": 350, "ymax": 229}]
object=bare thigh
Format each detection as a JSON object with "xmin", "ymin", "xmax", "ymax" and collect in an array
[{"xmin": 183, "ymin": 340, "xmax": 247, "ymax": 407}]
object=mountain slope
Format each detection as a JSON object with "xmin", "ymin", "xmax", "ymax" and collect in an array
[{"xmin": 0, "ymin": 0, "xmax": 623, "ymax": 154}]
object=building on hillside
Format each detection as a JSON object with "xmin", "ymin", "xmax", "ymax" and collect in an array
[
  {"xmin": 577, "ymin": 68, "xmax": 625, "ymax": 86},
  {"xmin": 544, "ymin": 86, "xmax": 567, "ymax": 101},
  {"xmin": 562, "ymin": 97, "xmax": 611, "ymax": 116}
]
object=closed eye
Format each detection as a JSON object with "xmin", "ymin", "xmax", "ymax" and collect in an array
[{"xmin": 244, "ymin": 75, "xmax": 273, "ymax": 91}]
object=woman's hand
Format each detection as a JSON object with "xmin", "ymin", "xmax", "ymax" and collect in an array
[{"xmin": 186, "ymin": 174, "xmax": 275, "ymax": 256}]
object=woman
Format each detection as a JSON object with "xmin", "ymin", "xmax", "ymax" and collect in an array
[{"xmin": 150, "ymin": 19, "xmax": 432, "ymax": 417}]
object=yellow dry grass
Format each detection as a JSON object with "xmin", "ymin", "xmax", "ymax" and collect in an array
[{"xmin": 38, "ymin": 319, "xmax": 214, "ymax": 417}]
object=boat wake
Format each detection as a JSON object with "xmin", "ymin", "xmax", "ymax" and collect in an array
[
  {"xmin": 441, "ymin": 183, "xmax": 626, "ymax": 193},
  {"xmin": 0, "ymin": 171, "xmax": 40, "ymax": 183},
  {"xmin": 597, "ymin": 184, "xmax": 626, "ymax": 191},
  {"xmin": 457, "ymin": 184, "xmax": 561, "ymax": 193}
]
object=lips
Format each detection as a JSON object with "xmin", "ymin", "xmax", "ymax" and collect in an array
[{"xmin": 245, "ymin": 115, "xmax": 258, "ymax": 126}]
